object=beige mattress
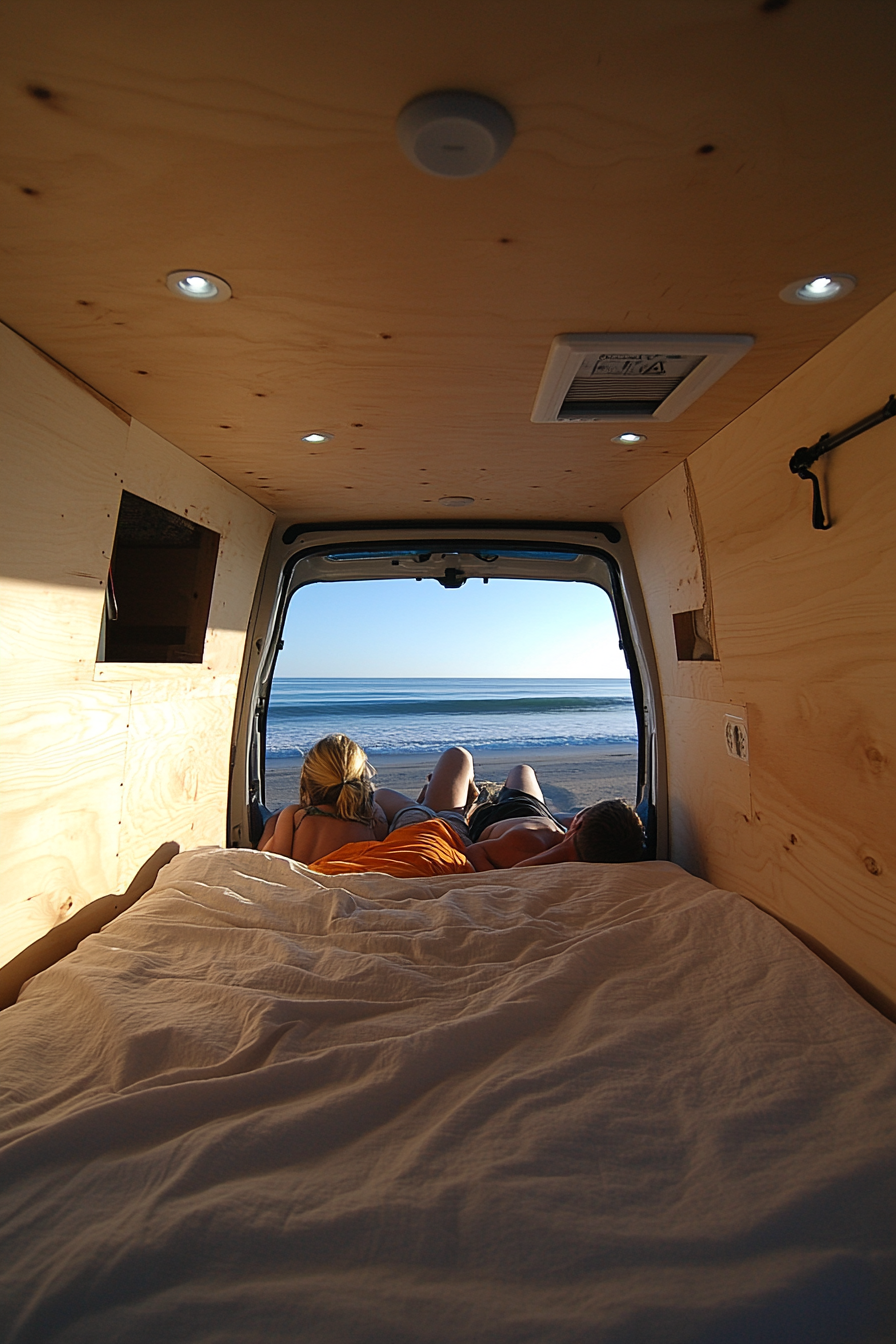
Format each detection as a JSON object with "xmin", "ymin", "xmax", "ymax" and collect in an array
[{"xmin": 1, "ymin": 849, "xmax": 894, "ymax": 1342}]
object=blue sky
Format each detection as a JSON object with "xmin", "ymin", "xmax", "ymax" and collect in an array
[{"xmin": 277, "ymin": 579, "xmax": 629, "ymax": 678}]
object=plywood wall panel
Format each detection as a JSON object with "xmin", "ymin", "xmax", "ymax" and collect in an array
[
  {"xmin": 0, "ymin": 579, "xmax": 107, "ymax": 684},
  {"xmin": 622, "ymin": 462, "xmax": 732, "ymax": 706},
  {"xmin": 0, "ymin": 322, "xmax": 126, "ymax": 593},
  {"xmin": 116, "ymin": 696, "xmax": 233, "ymax": 876},
  {"xmin": 107, "ymin": 419, "xmax": 274, "ymax": 888},
  {"xmin": 624, "ymin": 291, "xmax": 896, "ymax": 1013},
  {"xmin": 0, "ymin": 323, "xmax": 274, "ymax": 968},
  {"xmin": 661, "ymin": 695, "xmax": 752, "ymax": 878},
  {"xmin": 0, "ymin": 687, "xmax": 130, "ymax": 959},
  {"xmin": 121, "ymin": 419, "xmax": 273, "ymax": 638}
]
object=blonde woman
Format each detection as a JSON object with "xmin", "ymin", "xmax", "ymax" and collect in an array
[{"xmin": 258, "ymin": 734, "xmax": 388, "ymax": 864}]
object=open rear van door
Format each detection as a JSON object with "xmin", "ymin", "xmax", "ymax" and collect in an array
[{"xmin": 229, "ymin": 522, "xmax": 666, "ymax": 858}]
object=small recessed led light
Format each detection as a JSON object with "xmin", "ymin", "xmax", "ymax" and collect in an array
[
  {"xmin": 612, "ymin": 433, "xmax": 647, "ymax": 444},
  {"xmin": 301, "ymin": 432, "xmax": 333, "ymax": 444},
  {"xmin": 166, "ymin": 270, "xmax": 232, "ymax": 302},
  {"xmin": 438, "ymin": 496, "xmax": 475, "ymax": 507},
  {"xmin": 779, "ymin": 273, "xmax": 856, "ymax": 305}
]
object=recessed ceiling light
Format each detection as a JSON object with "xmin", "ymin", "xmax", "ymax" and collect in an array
[
  {"xmin": 779, "ymin": 273, "xmax": 856, "ymax": 305},
  {"xmin": 612, "ymin": 433, "xmax": 647, "ymax": 444},
  {"xmin": 438, "ymin": 495, "xmax": 475, "ymax": 507},
  {"xmin": 301, "ymin": 432, "xmax": 333, "ymax": 444},
  {"xmin": 166, "ymin": 270, "xmax": 232, "ymax": 302}
]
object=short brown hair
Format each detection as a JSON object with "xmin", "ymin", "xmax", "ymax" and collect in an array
[{"xmin": 572, "ymin": 799, "xmax": 644, "ymax": 863}]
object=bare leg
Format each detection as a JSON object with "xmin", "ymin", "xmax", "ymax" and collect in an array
[
  {"xmin": 422, "ymin": 746, "xmax": 476, "ymax": 813},
  {"xmin": 504, "ymin": 763, "xmax": 544, "ymax": 802},
  {"xmin": 374, "ymin": 748, "xmax": 476, "ymax": 827},
  {"xmin": 374, "ymin": 787, "xmax": 419, "ymax": 823},
  {"xmin": 417, "ymin": 769, "xmax": 476, "ymax": 808}
]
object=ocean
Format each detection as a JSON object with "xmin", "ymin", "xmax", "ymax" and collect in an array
[{"xmin": 266, "ymin": 678, "xmax": 637, "ymax": 760}]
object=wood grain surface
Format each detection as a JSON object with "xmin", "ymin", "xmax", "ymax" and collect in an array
[
  {"xmin": 0, "ymin": 324, "xmax": 272, "ymax": 967},
  {"xmin": 0, "ymin": 1, "xmax": 893, "ymax": 521},
  {"xmin": 625, "ymin": 290, "xmax": 896, "ymax": 1011}
]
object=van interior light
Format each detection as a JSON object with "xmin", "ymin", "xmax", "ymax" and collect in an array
[
  {"xmin": 166, "ymin": 270, "xmax": 232, "ymax": 302},
  {"xmin": 438, "ymin": 496, "xmax": 475, "ymax": 507},
  {"xmin": 779, "ymin": 273, "xmax": 856, "ymax": 305},
  {"xmin": 301, "ymin": 433, "xmax": 333, "ymax": 444},
  {"xmin": 182, "ymin": 276, "xmax": 216, "ymax": 297},
  {"xmin": 613, "ymin": 433, "xmax": 646, "ymax": 444}
]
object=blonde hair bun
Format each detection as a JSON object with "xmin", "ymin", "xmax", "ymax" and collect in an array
[{"xmin": 299, "ymin": 734, "xmax": 375, "ymax": 823}]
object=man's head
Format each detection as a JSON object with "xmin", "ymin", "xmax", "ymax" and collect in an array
[{"xmin": 569, "ymin": 800, "xmax": 644, "ymax": 863}]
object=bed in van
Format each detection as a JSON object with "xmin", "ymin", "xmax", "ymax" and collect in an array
[{"xmin": 1, "ymin": 2, "xmax": 893, "ymax": 1339}]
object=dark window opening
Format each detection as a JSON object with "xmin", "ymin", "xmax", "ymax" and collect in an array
[
  {"xmin": 98, "ymin": 491, "xmax": 219, "ymax": 663},
  {"xmin": 672, "ymin": 608, "xmax": 715, "ymax": 661}
]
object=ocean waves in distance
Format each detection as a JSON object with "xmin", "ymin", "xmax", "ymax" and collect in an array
[
  {"xmin": 265, "ymin": 678, "xmax": 637, "ymax": 758},
  {"xmin": 267, "ymin": 695, "xmax": 633, "ymax": 720}
]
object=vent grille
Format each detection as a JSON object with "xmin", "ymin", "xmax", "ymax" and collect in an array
[{"xmin": 532, "ymin": 335, "xmax": 753, "ymax": 424}]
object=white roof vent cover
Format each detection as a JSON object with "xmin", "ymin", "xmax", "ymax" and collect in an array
[{"xmin": 531, "ymin": 333, "xmax": 754, "ymax": 423}]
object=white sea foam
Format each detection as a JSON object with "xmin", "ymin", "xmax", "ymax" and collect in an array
[{"xmin": 266, "ymin": 678, "xmax": 637, "ymax": 758}]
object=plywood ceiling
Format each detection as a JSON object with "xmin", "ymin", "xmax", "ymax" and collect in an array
[{"xmin": 1, "ymin": 0, "xmax": 894, "ymax": 523}]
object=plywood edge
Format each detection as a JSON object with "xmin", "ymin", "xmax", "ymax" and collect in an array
[
  {"xmin": 124, "ymin": 418, "xmax": 275, "ymax": 531},
  {"xmin": 0, "ymin": 319, "xmax": 131, "ymax": 424}
]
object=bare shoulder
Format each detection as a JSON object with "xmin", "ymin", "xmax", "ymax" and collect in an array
[
  {"xmin": 258, "ymin": 805, "xmax": 301, "ymax": 853},
  {"xmin": 467, "ymin": 824, "xmax": 565, "ymax": 871}
]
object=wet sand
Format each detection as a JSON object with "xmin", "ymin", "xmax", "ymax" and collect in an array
[{"xmin": 264, "ymin": 744, "xmax": 639, "ymax": 815}]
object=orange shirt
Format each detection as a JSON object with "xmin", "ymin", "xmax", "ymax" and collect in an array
[{"xmin": 309, "ymin": 818, "xmax": 474, "ymax": 878}]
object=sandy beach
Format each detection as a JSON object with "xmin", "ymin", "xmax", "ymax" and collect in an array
[{"xmin": 264, "ymin": 744, "xmax": 639, "ymax": 815}]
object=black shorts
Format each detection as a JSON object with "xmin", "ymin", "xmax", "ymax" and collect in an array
[{"xmin": 467, "ymin": 787, "xmax": 558, "ymax": 843}]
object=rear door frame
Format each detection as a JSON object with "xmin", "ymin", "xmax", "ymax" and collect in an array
[{"xmin": 228, "ymin": 520, "xmax": 667, "ymax": 858}]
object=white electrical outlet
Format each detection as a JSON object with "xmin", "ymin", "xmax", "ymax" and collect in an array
[{"xmin": 725, "ymin": 715, "xmax": 749, "ymax": 762}]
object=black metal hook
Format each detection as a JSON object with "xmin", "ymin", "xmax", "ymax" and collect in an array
[
  {"xmin": 789, "ymin": 394, "xmax": 895, "ymax": 530},
  {"xmin": 793, "ymin": 465, "xmax": 832, "ymax": 530}
]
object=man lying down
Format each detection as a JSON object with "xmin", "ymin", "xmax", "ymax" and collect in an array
[{"xmin": 259, "ymin": 737, "xmax": 644, "ymax": 877}]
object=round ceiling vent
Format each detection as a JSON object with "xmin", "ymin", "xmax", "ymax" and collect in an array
[{"xmin": 396, "ymin": 91, "xmax": 514, "ymax": 179}]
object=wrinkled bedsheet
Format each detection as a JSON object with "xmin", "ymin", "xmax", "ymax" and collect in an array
[{"xmin": 0, "ymin": 850, "xmax": 894, "ymax": 1343}]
